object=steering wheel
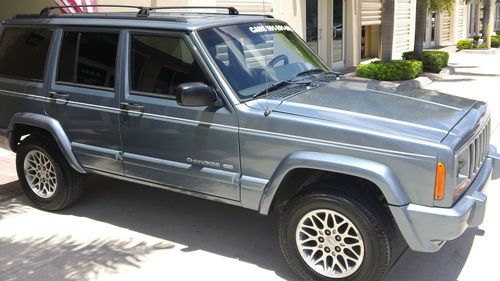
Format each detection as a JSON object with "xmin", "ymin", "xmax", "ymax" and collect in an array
[{"xmin": 268, "ymin": 54, "xmax": 289, "ymax": 67}]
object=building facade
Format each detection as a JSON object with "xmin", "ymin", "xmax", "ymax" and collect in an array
[
  {"xmin": 495, "ymin": 1, "xmax": 500, "ymax": 31},
  {"xmin": 0, "ymin": 0, "xmax": 497, "ymax": 70}
]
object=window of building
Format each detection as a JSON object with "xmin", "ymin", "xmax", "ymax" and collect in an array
[
  {"xmin": 130, "ymin": 34, "xmax": 208, "ymax": 97},
  {"xmin": 0, "ymin": 28, "xmax": 53, "ymax": 81},
  {"xmin": 57, "ymin": 31, "xmax": 118, "ymax": 88}
]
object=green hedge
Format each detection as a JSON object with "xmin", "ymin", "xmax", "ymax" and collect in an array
[
  {"xmin": 401, "ymin": 50, "xmax": 449, "ymax": 73},
  {"xmin": 457, "ymin": 39, "xmax": 474, "ymax": 50},
  {"xmin": 457, "ymin": 39, "xmax": 487, "ymax": 50},
  {"xmin": 492, "ymin": 35, "xmax": 500, "ymax": 48},
  {"xmin": 401, "ymin": 51, "xmax": 416, "ymax": 60},
  {"xmin": 356, "ymin": 60, "xmax": 423, "ymax": 81},
  {"xmin": 421, "ymin": 51, "xmax": 449, "ymax": 73}
]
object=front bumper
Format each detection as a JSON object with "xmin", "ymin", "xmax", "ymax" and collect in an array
[{"xmin": 390, "ymin": 145, "xmax": 499, "ymax": 252}]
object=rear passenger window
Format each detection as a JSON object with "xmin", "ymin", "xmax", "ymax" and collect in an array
[
  {"xmin": 0, "ymin": 28, "xmax": 53, "ymax": 81},
  {"xmin": 57, "ymin": 31, "xmax": 118, "ymax": 88},
  {"xmin": 130, "ymin": 34, "xmax": 208, "ymax": 97}
]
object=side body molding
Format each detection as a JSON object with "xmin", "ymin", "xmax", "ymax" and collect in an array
[
  {"xmin": 8, "ymin": 112, "xmax": 87, "ymax": 174},
  {"xmin": 258, "ymin": 151, "xmax": 410, "ymax": 214}
]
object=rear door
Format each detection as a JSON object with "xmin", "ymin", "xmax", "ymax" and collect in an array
[
  {"xmin": 45, "ymin": 28, "xmax": 123, "ymax": 175},
  {"xmin": 118, "ymin": 30, "xmax": 241, "ymax": 201}
]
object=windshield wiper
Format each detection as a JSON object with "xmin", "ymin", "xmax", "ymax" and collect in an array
[
  {"xmin": 295, "ymin": 68, "xmax": 326, "ymax": 77},
  {"xmin": 252, "ymin": 80, "xmax": 311, "ymax": 99}
]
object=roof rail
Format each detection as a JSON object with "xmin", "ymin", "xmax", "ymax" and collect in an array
[
  {"xmin": 39, "ymin": 5, "xmax": 240, "ymax": 17},
  {"xmin": 40, "ymin": 5, "xmax": 146, "ymax": 16},
  {"xmin": 147, "ymin": 6, "xmax": 239, "ymax": 16}
]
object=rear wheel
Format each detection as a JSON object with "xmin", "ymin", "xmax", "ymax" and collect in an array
[
  {"xmin": 279, "ymin": 187, "xmax": 395, "ymax": 281},
  {"xmin": 16, "ymin": 134, "xmax": 86, "ymax": 211}
]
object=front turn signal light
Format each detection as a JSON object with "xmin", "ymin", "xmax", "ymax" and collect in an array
[{"xmin": 434, "ymin": 162, "xmax": 446, "ymax": 200}]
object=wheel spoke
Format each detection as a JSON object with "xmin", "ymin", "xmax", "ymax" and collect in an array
[
  {"xmin": 299, "ymin": 235, "xmax": 316, "ymax": 244},
  {"xmin": 344, "ymin": 245, "xmax": 361, "ymax": 260},
  {"xmin": 300, "ymin": 245, "xmax": 318, "ymax": 251}
]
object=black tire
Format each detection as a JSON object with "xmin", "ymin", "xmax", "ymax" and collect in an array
[
  {"xmin": 16, "ymin": 133, "xmax": 86, "ymax": 211},
  {"xmin": 279, "ymin": 186, "xmax": 396, "ymax": 281}
]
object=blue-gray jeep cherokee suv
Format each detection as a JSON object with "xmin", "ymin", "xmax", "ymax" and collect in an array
[{"xmin": 0, "ymin": 6, "xmax": 498, "ymax": 281}]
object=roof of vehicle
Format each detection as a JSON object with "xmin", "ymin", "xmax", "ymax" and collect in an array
[{"xmin": 3, "ymin": 9, "xmax": 280, "ymax": 31}]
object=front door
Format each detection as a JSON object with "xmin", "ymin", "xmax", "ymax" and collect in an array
[
  {"xmin": 118, "ymin": 31, "xmax": 241, "ymax": 201},
  {"xmin": 424, "ymin": 11, "xmax": 437, "ymax": 48}
]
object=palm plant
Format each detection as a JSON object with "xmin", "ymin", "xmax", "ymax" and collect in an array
[{"xmin": 413, "ymin": 0, "xmax": 455, "ymax": 58}]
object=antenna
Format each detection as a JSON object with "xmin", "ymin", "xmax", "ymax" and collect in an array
[{"xmin": 262, "ymin": 0, "xmax": 271, "ymax": 117}]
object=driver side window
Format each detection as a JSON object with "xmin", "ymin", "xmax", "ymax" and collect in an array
[{"xmin": 130, "ymin": 34, "xmax": 208, "ymax": 97}]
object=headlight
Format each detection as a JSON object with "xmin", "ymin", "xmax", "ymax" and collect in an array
[{"xmin": 454, "ymin": 147, "xmax": 471, "ymax": 200}]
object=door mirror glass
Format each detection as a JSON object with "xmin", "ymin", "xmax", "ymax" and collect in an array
[{"xmin": 176, "ymin": 82, "xmax": 216, "ymax": 107}]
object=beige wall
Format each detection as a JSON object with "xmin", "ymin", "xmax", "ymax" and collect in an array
[
  {"xmin": 391, "ymin": 0, "xmax": 416, "ymax": 60},
  {"xmin": 0, "ymin": 0, "xmax": 55, "ymax": 20},
  {"xmin": 494, "ymin": 4, "xmax": 500, "ymax": 30}
]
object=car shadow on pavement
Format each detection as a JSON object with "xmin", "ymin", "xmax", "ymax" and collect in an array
[
  {"xmin": 386, "ymin": 227, "xmax": 480, "ymax": 281},
  {"xmin": 60, "ymin": 175, "xmax": 300, "ymax": 281},
  {"xmin": 1, "ymin": 175, "xmax": 480, "ymax": 281},
  {"xmin": 0, "ymin": 180, "xmax": 24, "ymax": 204}
]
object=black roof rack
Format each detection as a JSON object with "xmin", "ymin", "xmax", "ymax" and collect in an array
[
  {"xmin": 39, "ymin": 5, "xmax": 240, "ymax": 17},
  {"xmin": 39, "ymin": 5, "xmax": 147, "ymax": 16},
  {"xmin": 146, "ymin": 6, "xmax": 239, "ymax": 16}
]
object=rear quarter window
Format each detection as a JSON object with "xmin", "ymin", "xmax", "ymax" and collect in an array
[{"xmin": 0, "ymin": 28, "xmax": 53, "ymax": 81}]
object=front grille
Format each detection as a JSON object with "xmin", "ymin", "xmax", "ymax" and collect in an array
[{"xmin": 468, "ymin": 122, "xmax": 490, "ymax": 179}]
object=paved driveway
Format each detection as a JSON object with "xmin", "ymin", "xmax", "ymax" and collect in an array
[{"xmin": 0, "ymin": 49, "xmax": 499, "ymax": 281}]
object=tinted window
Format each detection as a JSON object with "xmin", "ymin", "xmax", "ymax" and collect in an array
[
  {"xmin": 130, "ymin": 35, "xmax": 208, "ymax": 96},
  {"xmin": 0, "ymin": 28, "xmax": 52, "ymax": 81},
  {"xmin": 58, "ymin": 31, "xmax": 118, "ymax": 88}
]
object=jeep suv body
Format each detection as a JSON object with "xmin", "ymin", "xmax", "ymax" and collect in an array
[{"xmin": 0, "ymin": 6, "xmax": 498, "ymax": 281}]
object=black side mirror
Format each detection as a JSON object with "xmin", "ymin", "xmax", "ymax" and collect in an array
[{"xmin": 176, "ymin": 82, "xmax": 216, "ymax": 107}]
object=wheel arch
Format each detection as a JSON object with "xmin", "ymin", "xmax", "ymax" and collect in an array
[
  {"xmin": 8, "ymin": 112, "xmax": 87, "ymax": 174},
  {"xmin": 258, "ymin": 151, "xmax": 410, "ymax": 215}
]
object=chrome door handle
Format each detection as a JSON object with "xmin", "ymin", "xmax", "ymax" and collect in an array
[
  {"xmin": 120, "ymin": 102, "xmax": 145, "ymax": 112},
  {"xmin": 48, "ymin": 91, "xmax": 70, "ymax": 104}
]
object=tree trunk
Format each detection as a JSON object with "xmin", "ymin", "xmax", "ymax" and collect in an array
[
  {"xmin": 381, "ymin": 0, "xmax": 395, "ymax": 62},
  {"xmin": 414, "ymin": 2, "xmax": 428, "ymax": 58},
  {"xmin": 482, "ymin": 0, "xmax": 491, "ymax": 38}
]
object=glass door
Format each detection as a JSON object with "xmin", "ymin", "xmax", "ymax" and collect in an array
[
  {"xmin": 306, "ymin": 0, "xmax": 319, "ymax": 53},
  {"xmin": 331, "ymin": 0, "xmax": 344, "ymax": 64}
]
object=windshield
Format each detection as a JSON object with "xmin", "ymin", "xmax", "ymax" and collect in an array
[{"xmin": 197, "ymin": 22, "xmax": 330, "ymax": 100}]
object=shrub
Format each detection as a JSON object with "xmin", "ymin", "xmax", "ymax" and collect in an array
[
  {"xmin": 457, "ymin": 39, "xmax": 474, "ymax": 50},
  {"xmin": 496, "ymin": 30, "xmax": 500, "ymax": 35},
  {"xmin": 420, "ymin": 51, "xmax": 449, "ymax": 73},
  {"xmin": 356, "ymin": 60, "xmax": 423, "ymax": 81},
  {"xmin": 457, "ymin": 39, "xmax": 490, "ymax": 50},
  {"xmin": 402, "ymin": 50, "xmax": 449, "ymax": 73},
  {"xmin": 491, "ymin": 35, "xmax": 500, "ymax": 48},
  {"xmin": 402, "ymin": 51, "xmax": 415, "ymax": 60},
  {"xmin": 473, "ymin": 35, "xmax": 481, "ymax": 41}
]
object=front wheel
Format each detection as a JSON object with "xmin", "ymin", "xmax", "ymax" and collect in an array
[{"xmin": 279, "ymin": 188, "xmax": 395, "ymax": 281}]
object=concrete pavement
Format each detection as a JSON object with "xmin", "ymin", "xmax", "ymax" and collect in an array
[{"xmin": 1, "ymin": 48, "xmax": 500, "ymax": 281}]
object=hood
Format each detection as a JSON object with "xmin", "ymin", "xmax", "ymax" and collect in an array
[{"xmin": 269, "ymin": 78, "xmax": 477, "ymax": 142}]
